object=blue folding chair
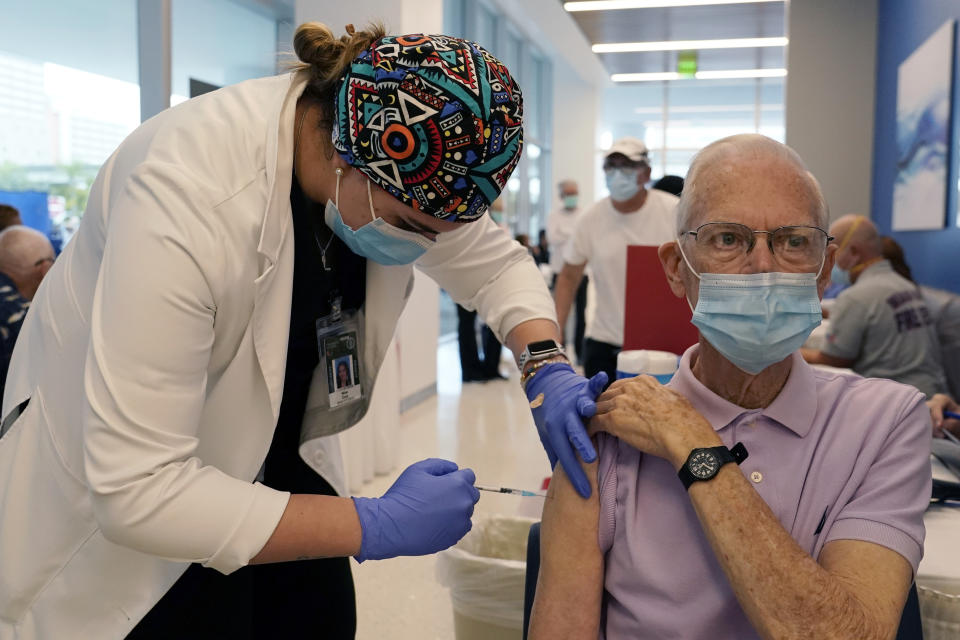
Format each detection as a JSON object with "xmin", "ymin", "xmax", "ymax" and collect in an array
[
  {"xmin": 896, "ymin": 583, "xmax": 924, "ymax": 640},
  {"xmin": 522, "ymin": 522, "xmax": 541, "ymax": 640}
]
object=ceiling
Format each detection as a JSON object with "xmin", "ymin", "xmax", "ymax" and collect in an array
[{"xmin": 560, "ymin": 1, "xmax": 786, "ymax": 76}]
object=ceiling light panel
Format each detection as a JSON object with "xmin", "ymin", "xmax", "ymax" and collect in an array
[
  {"xmin": 592, "ymin": 37, "xmax": 787, "ymax": 53},
  {"xmin": 611, "ymin": 68, "xmax": 786, "ymax": 81},
  {"xmin": 565, "ymin": 0, "xmax": 782, "ymax": 11}
]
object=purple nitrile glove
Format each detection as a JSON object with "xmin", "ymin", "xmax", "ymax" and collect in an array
[
  {"xmin": 524, "ymin": 362, "xmax": 608, "ymax": 498},
  {"xmin": 352, "ymin": 458, "xmax": 480, "ymax": 562}
]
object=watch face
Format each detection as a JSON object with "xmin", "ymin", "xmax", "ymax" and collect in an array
[
  {"xmin": 528, "ymin": 339, "xmax": 559, "ymax": 357},
  {"xmin": 689, "ymin": 451, "xmax": 719, "ymax": 479}
]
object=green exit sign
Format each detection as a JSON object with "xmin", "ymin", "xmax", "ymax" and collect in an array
[{"xmin": 677, "ymin": 51, "xmax": 698, "ymax": 77}]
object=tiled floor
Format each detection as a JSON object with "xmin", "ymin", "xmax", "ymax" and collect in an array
[{"xmin": 351, "ymin": 339, "xmax": 552, "ymax": 639}]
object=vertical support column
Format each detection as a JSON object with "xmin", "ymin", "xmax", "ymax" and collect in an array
[
  {"xmin": 785, "ymin": 0, "xmax": 878, "ymax": 221},
  {"xmin": 137, "ymin": 0, "xmax": 171, "ymax": 123}
]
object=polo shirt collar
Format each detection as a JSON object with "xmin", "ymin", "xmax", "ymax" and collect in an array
[{"xmin": 668, "ymin": 345, "xmax": 818, "ymax": 437}]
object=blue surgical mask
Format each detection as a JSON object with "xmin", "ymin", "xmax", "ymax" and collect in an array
[
  {"xmin": 325, "ymin": 169, "xmax": 435, "ymax": 265},
  {"xmin": 605, "ymin": 168, "xmax": 640, "ymax": 202},
  {"xmin": 830, "ymin": 263, "xmax": 850, "ymax": 288},
  {"xmin": 562, "ymin": 195, "xmax": 579, "ymax": 210},
  {"xmin": 679, "ymin": 243, "xmax": 822, "ymax": 375}
]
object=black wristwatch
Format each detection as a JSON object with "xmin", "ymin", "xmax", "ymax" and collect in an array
[
  {"xmin": 678, "ymin": 443, "xmax": 749, "ymax": 490},
  {"xmin": 518, "ymin": 339, "xmax": 566, "ymax": 371}
]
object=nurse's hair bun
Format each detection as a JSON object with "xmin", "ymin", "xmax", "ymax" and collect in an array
[{"xmin": 292, "ymin": 22, "xmax": 385, "ymax": 101}]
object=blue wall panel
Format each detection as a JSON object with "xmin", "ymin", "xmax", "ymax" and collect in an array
[
  {"xmin": 873, "ymin": 0, "xmax": 960, "ymax": 293},
  {"xmin": 0, "ymin": 190, "xmax": 50, "ymax": 234}
]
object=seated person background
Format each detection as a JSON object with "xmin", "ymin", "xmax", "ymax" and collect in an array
[
  {"xmin": 0, "ymin": 204, "xmax": 22, "ymax": 231},
  {"xmin": 882, "ymin": 235, "xmax": 960, "ymax": 400},
  {"xmin": 529, "ymin": 135, "xmax": 930, "ymax": 639},
  {"xmin": 801, "ymin": 214, "xmax": 946, "ymax": 398},
  {"xmin": 0, "ymin": 225, "xmax": 56, "ymax": 398}
]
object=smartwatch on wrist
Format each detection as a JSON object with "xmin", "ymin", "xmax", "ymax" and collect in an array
[
  {"xmin": 518, "ymin": 339, "xmax": 566, "ymax": 371},
  {"xmin": 677, "ymin": 443, "xmax": 749, "ymax": 490}
]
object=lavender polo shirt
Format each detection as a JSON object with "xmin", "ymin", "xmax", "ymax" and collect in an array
[{"xmin": 596, "ymin": 345, "xmax": 931, "ymax": 639}]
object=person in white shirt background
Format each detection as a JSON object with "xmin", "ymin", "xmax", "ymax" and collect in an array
[
  {"xmin": 553, "ymin": 137, "xmax": 680, "ymax": 385},
  {"xmin": 546, "ymin": 179, "xmax": 588, "ymax": 363}
]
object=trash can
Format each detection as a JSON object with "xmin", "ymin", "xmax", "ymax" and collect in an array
[{"xmin": 436, "ymin": 515, "xmax": 538, "ymax": 640}]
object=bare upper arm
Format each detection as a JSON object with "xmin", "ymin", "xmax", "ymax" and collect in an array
[
  {"xmin": 560, "ymin": 261, "xmax": 587, "ymax": 283},
  {"xmin": 528, "ymin": 452, "xmax": 604, "ymax": 639},
  {"xmin": 819, "ymin": 539, "xmax": 914, "ymax": 637}
]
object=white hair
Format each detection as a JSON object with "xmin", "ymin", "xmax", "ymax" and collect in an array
[
  {"xmin": 675, "ymin": 134, "xmax": 829, "ymax": 234},
  {"xmin": 0, "ymin": 225, "xmax": 54, "ymax": 278}
]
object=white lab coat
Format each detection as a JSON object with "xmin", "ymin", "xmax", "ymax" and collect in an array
[{"xmin": 0, "ymin": 71, "xmax": 554, "ymax": 639}]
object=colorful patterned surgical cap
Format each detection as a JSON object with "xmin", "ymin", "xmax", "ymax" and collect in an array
[{"xmin": 333, "ymin": 34, "xmax": 524, "ymax": 222}]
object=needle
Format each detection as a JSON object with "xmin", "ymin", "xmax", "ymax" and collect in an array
[{"xmin": 476, "ymin": 484, "xmax": 546, "ymax": 498}]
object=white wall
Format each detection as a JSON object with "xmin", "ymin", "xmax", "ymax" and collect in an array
[
  {"xmin": 552, "ymin": 73, "xmax": 604, "ymax": 211},
  {"xmin": 401, "ymin": 0, "xmax": 443, "ymax": 33},
  {"xmin": 294, "ymin": 0, "xmax": 401, "ymax": 33},
  {"xmin": 397, "ymin": 270, "xmax": 440, "ymax": 405},
  {"xmin": 785, "ymin": 0, "xmax": 878, "ymax": 221}
]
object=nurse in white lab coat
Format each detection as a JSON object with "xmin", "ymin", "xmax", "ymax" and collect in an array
[{"xmin": 0, "ymin": 23, "xmax": 605, "ymax": 640}]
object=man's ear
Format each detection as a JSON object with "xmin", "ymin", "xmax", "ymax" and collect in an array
[
  {"xmin": 817, "ymin": 243, "xmax": 837, "ymax": 299},
  {"xmin": 658, "ymin": 241, "xmax": 687, "ymax": 298}
]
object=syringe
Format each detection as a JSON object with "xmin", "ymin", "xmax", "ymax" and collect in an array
[{"xmin": 476, "ymin": 484, "xmax": 546, "ymax": 498}]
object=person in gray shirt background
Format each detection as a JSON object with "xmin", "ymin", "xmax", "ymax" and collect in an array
[
  {"xmin": 802, "ymin": 214, "xmax": 946, "ymax": 398},
  {"xmin": 881, "ymin": 235, "xmax": 960, "ymax": 399}
]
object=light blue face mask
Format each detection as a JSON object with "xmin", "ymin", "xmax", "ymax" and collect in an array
[
  {"xmin": 605, "ymin": 168, "xmax": 640, "ymax": 202},
  {"xmin": 679, "ymin": 242, "xmax": 823, "ymax": 375},
  {"xmin": 830, "ymin": 263, "xmax": 851, "ymax": 288},
  {"xmin": 324, "ymin": 168, "xmax": 436, "ymax": 265}
]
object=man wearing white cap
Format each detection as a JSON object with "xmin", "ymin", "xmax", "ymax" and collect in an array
[{"xmin": 554, "ymin": 137, "xmax": 679, "ymax": 384}]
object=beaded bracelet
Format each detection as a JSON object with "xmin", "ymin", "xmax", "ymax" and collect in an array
[{"xmin": 520, "ymin": 355, "xmax": 570, "ymax": 390}]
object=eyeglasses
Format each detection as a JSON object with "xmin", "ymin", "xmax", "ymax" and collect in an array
[{"xmin": 679, "ymin": 222, "xmax": 833, "ymax": 271}]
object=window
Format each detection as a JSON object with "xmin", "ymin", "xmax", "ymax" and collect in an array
[
  {"xmin": 444, "ymin": 0, "xmax": 554, "ymax": 237},
  {"xmin": 0, "ymin": 0, "xmax": 139, "ymax": 236},
  {"xmin": 602, "ymin": 76, "xmax": 784, "ymax": 186},
  {"xmin": 0, "ymin": 0, "xmax": 283, "ymax": 243}
]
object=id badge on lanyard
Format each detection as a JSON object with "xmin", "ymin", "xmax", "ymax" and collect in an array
[{"xmin": 317, "ymin": 295, "xmax": 364, "ymax": 409}]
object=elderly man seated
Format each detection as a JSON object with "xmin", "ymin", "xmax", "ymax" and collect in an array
[{"xmin": 528, "ymin": 134, "xmax": 930, "ymax": 639}]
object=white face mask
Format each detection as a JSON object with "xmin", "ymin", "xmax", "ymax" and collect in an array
[{"xmin": 605, "ymin": 168, "xmax": 640, "ymax": 202}]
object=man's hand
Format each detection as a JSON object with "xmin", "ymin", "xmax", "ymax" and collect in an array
[
  {"xmin": 589, "ymin": 375, "xmax": 718, "ymax": 467},
  {"xmin": 927, "ymin": 393, "xmax": 960, "ymax": 439}
]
